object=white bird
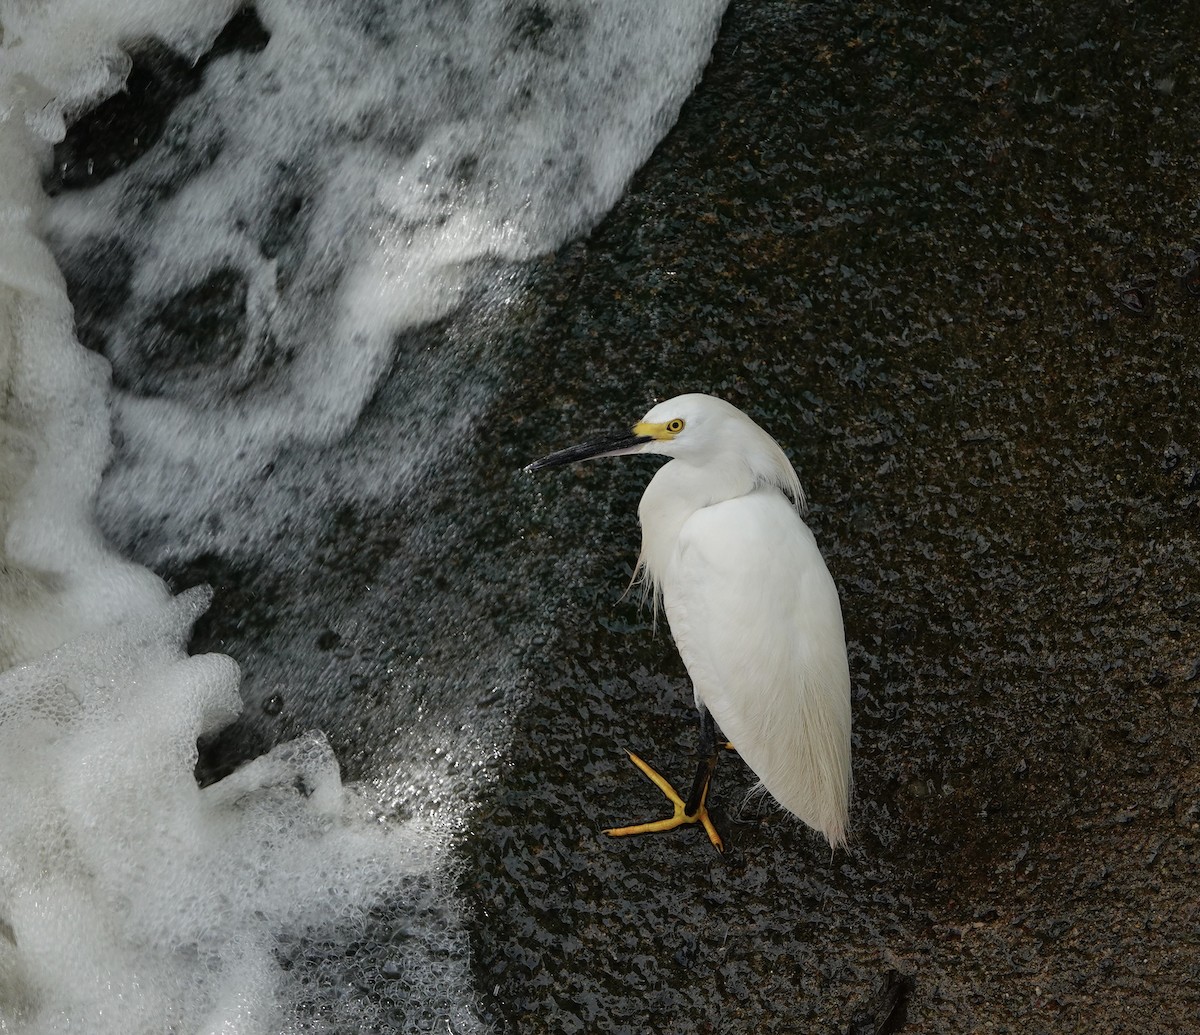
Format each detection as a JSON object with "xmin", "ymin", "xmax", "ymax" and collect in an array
[{"xmin": 526, "ymin": 393, "xmax": 851, "ymax": 852}]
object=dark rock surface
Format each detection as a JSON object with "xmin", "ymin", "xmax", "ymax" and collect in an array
[{"xmin": 466, "ymin": 0, "xmax": 1200, "ymax": 1031}]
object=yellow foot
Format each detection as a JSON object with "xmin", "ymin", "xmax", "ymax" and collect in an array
[{"xmin": 604, "ymin": 751, "xmax": 724, "ymax": 852}]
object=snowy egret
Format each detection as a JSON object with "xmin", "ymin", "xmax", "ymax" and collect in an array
[{"xmin": 526, "ymin": 393, "xmax": 852, "ymax": 852}]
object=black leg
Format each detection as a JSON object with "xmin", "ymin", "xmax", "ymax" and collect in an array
[{"xmin": 683, "ymin": 709, "xmax": 720, "ymax": 818}]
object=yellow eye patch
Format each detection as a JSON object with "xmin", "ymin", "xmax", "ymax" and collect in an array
[{"xmin": 634, "ymin": 418, "xmax": 685, "ymax": 440}]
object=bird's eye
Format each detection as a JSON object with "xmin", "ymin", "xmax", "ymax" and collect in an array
[{"xmin": 666, "ymin": 419, "xmax": 685, "ymax": 434}]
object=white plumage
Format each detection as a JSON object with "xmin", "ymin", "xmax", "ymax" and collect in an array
[{"xmin": 527, "ymin": 393, "xmax": 852, "ymax": 850}]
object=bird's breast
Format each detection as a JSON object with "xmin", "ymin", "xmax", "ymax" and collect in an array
[{"xmin": 636, "ymin": 457, "xmax": 760, "ymax": 594}]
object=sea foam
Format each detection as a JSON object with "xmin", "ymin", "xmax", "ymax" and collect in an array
[
  {"xmin": 2, "ymin": 1, "xmax": 482, "ymax": 1030},
  {"xmin": 0, "ymin": 590, "xmax": 477, "ymax": 1033},
  {"xmin": 46, "ymin": 0, "xmax": 728, "ymax": 570},
  {"xmin": 2, "ymin": 0, "xmax": 728, "ymax": 1029}
]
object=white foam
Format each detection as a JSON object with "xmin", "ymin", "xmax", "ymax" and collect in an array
[
  {"xmin": 1, "ymin": 2, "xmax": 488, "ymax": 1030},
  {"xmin": 0, "ymin": 591, "xmax": 478, "ymax": 1033},
  {"xmin": 2, "ymin": 0, "xmax": 729, "ymax": 1029},
  {"xmin": 42, "ymin": 0, "xmax": 728, "ymax": 567}
]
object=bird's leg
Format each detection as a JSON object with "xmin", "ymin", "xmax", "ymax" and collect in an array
[
  {"xmin": 684, "ymin": 710, "xmax": 720, "ymax": 816},
  {"xmin": 604, "ymin": 710, "xmax": 724, "ymax": 852}
]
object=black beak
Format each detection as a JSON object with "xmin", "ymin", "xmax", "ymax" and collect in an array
[{"xmin": 524, "ymin": 430, "xmax": 652, "ymax": 473}]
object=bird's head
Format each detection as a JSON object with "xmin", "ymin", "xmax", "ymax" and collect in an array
[{"xmin": 525, "ymin": 393, "xmax": 806, "ymax": 510}]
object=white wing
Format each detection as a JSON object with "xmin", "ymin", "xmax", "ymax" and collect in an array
[{"xmin": 661, "ymin": 489, "xmax": 852, "ymax": 847}]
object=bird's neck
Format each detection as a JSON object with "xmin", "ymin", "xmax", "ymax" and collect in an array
[{"xmin": 635, "ymin": 456, "xmax": 758, "ymax": 592}]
